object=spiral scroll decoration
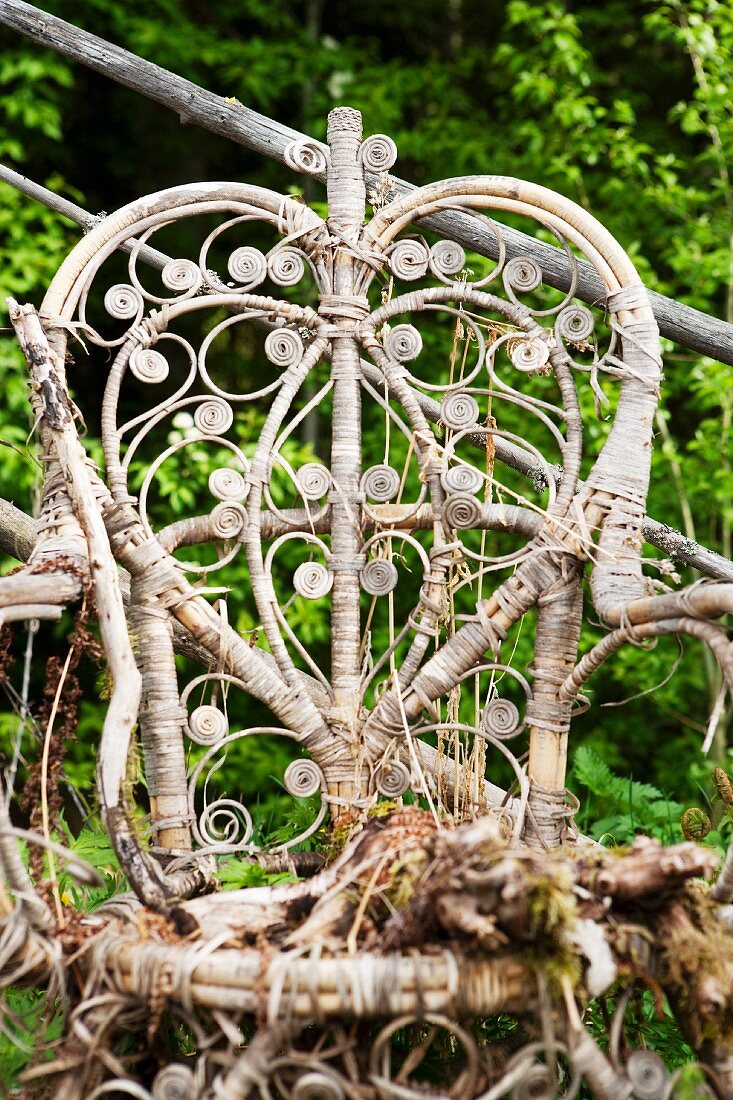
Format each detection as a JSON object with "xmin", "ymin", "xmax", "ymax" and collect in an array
[
  {"xmin": 265, "ymin": 328, "xmax": 304, "ymax": 367},
  {"xmin": 268, "ymin": 248, "xmax": 306, "ymax": 287},
  {"xmin": 129, "ymin": 348, "xmax": 169, "ymax": 384},
  {"xmin": 272, "ymin": 1061, "xmax": 348, "ymax": 1100},
  {"xmin": 384, "ymin": 324, "xmax": 423, "ymax": 362},
  {"xmin": 510, "ymin": 1062, "xmax": 556, "ymax": 1100},
  {"xmin": 360, "ymin": 464, "xmax": 401, "ymax": 502},
  {"xmin": 104, "ymin": 283, "xmax": 143, "ymax": 320},
  {"xmin": 482, "ymin": 697, "xmax": 521, "ymax": 740},
  {"xmin": 442, "ymin": 464, "xmax": 484, "ymax": 495},
  {"xmin": 227, "ymin": 245, "xmax": 267, "ymax": 287},
  {"xmin": 284, "ymin": 758, "xmax": 324, "ymax": 798},
  {"xmin": 625, "ymin": 1051, "xmax": 669, "ymax": 1100},
  {"xmin": 509, "ymin": 336, "xmax": 551, "ymax": 374},
  {"xmin": 209, "ymin": 467, "xmax": 248, "ymax": 502},
  {"xmin": 375, "ymin": 759, "xmax": 410, "ymax": 797},
  {"xmin": 361, "ymin": 558, "xmax": 399, "ymax": 596},
  {"xmin": 359, "ymin": 133, "xmax": 398, "ymax": 173},
  {"xmin": 429, "ymin": 240, "xmax": 466, "ymax": 278},
  {"xmin": 493, "ymin": 1042, "xmax": 581, "ymax": 1100},
  {"xmin": 294, "ymin": 561, "xmax": 333, "ymax": 600},
  {"xmin": 284, "ymin": 138, "xmax": 330, "ymax": 175},
  {"xmin": 504, "ymin": 256, "xmax": 543, "ymax": 294},
  {"xmin": 297, "ymin": 463, "xmax": 331, "ymax": 500},
  {"xmin": 161, "ymin": 258, "xmax": 202, "ymax": 295},
  {"xmin": 387, "ymin": 239, "xmax": 430, "ymax": 281},
  {"xmin": 293, "ymin": 1075, "xmax": 344, "ymax": 1100},
  {"xmin": 440, "ymin": 391, "xmax": 480, "ymax": 431},
  {"xmin": 151, "ymin": 1064, "xmax": 195, "ymax": 1100},
  {"xmin": 194, "ymin": 398, "xmax": 234, "ymax": 435},
  {"xmin": 188, "ymin": 705, "xmax": 229, "ymax": 746},
  {"xmin": 197, "ymin": 798, "xmax": 254, "ymax": 849},
  {"xmin": 443, "ymin": 493, "xmax": 483, "ymax": 529},
  {"xmin": 211, "ymin": 501, "xmax": 247, "ymax": 540},
  {"xmin": 555, "ymin": 305, "xmax": 595, "ymax": 346}
]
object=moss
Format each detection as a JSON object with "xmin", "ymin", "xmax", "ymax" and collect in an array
[
  {"xmin": 657, "ymin": 884, "xmax": 733, "ymax": 1047},
  {"xmin": 324, "ymin": 817, "xmax": 361, "ymax": 863},
  {"xmin": 605, "ymin": 844, "xmax": 633, "ymax": 860},
  {"xmin": 124, "ymin": 725, "xmax": 142, "ymax": 793},
  {"xmin": 384, "ymin": 849, "xmax": 429, "ymax": 910},
  {"xmin": 524, "ymin": 858, "xmax": 577, "ymax": 939},
  {"xmin": 514, "ymin": 855, "xmax": 587, "ymax": 997},
  {"xmin": 524, "ymin": 946, "xmax": 583, "ymax": 998},
  {"xmin": 368, "ymin": 799, "xmax": 398, "ymax": 819}
]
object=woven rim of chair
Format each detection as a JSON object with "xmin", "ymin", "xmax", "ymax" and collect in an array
[{"xmin": 98, "ymin": 937, "xmax": 528, "ymax": 1021}]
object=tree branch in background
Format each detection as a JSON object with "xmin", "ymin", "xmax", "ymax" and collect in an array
[{"xmin": 1, "ymin": 0, "xmax": 733, "ymax": 366}]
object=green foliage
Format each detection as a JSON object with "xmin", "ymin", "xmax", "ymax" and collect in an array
[
  {"xmin": 217, "ymin": 858, "xmax": 297, "ymax": 890},
  {"xmin": 0, "ymin": 42, "xmax": 78, "ymax": 512},
  {"xmin": 0, "ymin": 820, "xmax": 127, "ymax": 1088},
  {"xmin": 0, "ymin": 49, "xmax": 72, "ymax": 152},
  {"xmin": 583, "ymin": 986, "xmax": 696, "ymax": 1077},
  {"xmin": 55, "ymin": 817, "xmax": 128, "ymax": 910},
  {"xmin": 572, "ymin": 745, "xmax": 683, "ymax": 845},
  {"xmin": 254, "ymin": 792, "xmax": 326, "ymax": 851},
  {"xmin": 0, "ymin": 988, "xmax": 64, "ymax": 1092}
]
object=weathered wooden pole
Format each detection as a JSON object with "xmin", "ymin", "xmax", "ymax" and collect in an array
[{"xmin": 2, "ymin": 0, "xmax": 733, "ymax": 366}]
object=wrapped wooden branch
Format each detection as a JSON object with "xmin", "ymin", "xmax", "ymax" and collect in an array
[
  {"xmin": 656, "ymin": 899, "xmax": 733, "ymax": 1100},
  {"xmin": 176, "ymin": 809, "xmax": 717, "ymax": 957},
  {"xmin": 105, "ymin": 940, "xmax": 530, "ymax": 1019},
  {"xmin": 0, "ymin": 297, "xmax": 89, "ymax": 624},
  {"xmin": 588, "ymin": 835, "xmax": 719, "ymax": 904},
  {"xmin": 7, "ymin": 300, "xmax": 170, "ymax": 910},
  {"xmin": 0, "ymin": 498, "xmax": 37, "ymax": 561}
]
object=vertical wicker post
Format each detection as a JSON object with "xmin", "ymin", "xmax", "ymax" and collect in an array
[
  {"xmin": 128, "ymin": 588, "xmax": 192, "ymax": 854},
  {"xmin": 324, "ymin": 108, "xmax": 367, "ymax": 810},
  {"xmin": 526, "ymin": 577, "xmax": 584, "ymax": 791},
  {"xmin": 525, "ymin": 575, "xmax": 585, "ymax": 846}
]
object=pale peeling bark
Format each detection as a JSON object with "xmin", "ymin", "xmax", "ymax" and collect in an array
[{"xmin": 8, "ymin": 300, "xmax": 171, "ymax": 910}]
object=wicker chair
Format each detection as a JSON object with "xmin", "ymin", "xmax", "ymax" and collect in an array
[{"xmin": 4, "ymin": 107, "xmax": 733, "ymax": 1099}]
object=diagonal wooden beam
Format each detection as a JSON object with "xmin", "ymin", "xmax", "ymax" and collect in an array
[
  {"xmin": 0, "ymin": 163, "xmax": 170, "ymax": 270},
  {"xmin": 2, "ymin": 0, "xmax": 733, "ymax": 366}
]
